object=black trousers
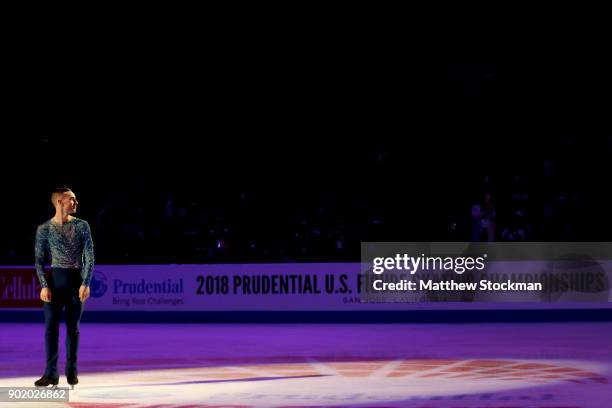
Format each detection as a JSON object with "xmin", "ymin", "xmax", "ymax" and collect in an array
[{"xmin": 43, "ymin": 268, "xmax": 84, "ymax": 378}]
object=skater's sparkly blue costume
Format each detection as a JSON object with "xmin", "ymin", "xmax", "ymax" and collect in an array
[
  {"xmin": 34, "ymin": 216, "xmax": 94, "ymax": 380},
  {"xmin": 35, "ymin": 217, "xmax": 95, "ymax": 288}
]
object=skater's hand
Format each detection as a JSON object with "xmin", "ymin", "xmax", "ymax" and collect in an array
[
  {"xmin": 40, "ymin": 288, "xmax": 51, "ymax": 303},
  {"xmin": 79, "ymin": 285, "xmax": 90, "ymax": 303}
]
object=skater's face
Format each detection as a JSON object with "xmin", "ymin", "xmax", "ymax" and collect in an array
[{"xmin": 57, "ymin": 191, "xmax": 79, "ymax": 214}]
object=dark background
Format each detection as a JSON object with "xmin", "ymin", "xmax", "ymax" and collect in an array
[{"xmin": 2, "ymin": 37, "xmax": 610, "ymax": 265}]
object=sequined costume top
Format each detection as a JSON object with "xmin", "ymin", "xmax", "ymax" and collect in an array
[{"xmin": 35, "ymin": 217, "xmax": 95, "ymax": 288}]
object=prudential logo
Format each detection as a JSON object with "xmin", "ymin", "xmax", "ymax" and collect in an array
[{"xmin": 89, "ymin": 270, "xmax": 108, "ymax": 298}]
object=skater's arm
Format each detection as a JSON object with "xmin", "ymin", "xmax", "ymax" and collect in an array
[
  {"xmin": 34, "ymin": 225, "xmax": 49, "ymax": 289},
  {"xmin": 81, "ymin": 221, "xmax": 95, "ymax": 287}
]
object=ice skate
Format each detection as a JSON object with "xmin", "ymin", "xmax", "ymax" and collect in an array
[
  {"xmin": 34, "ymin": 375, "xmax": 59, "ymax": 389},
  {"xmin": 67, "ymin": 372, "xmax": 78, "ymax": 390}
]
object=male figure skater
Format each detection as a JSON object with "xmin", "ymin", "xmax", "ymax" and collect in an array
[{"xmin": 34, "ymin": 187, "xmax": 94, "ymax": 389}]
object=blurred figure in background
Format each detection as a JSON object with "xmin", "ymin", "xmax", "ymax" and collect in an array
[{"xmin": 471, "ymin": 192, "xmax": 496, "ymax": 242}]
